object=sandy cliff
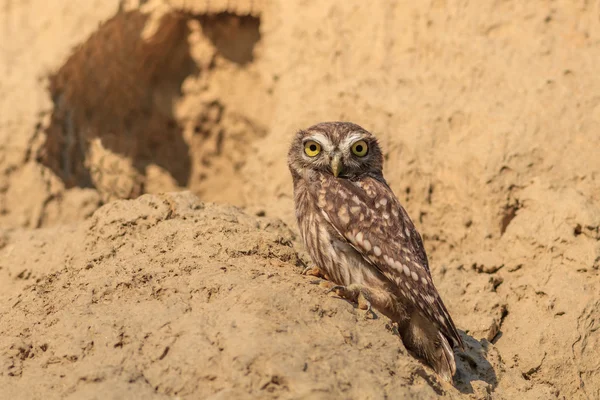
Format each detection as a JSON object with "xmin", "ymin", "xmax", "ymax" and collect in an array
[{"xmin": 1, "ymin": 1, "xmax": 599, "ymax": 398}]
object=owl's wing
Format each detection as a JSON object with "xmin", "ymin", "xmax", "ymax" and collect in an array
[{"xmin": 310, "ymin": 172, "xmax": 463, "ymax": 349}]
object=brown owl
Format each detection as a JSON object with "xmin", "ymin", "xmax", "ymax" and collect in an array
[{"xmin": 288, "ymin": 121, "xmax": 464, "ymax": 381}]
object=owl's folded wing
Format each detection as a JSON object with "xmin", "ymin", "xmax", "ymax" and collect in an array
[{"xmin": 310, "ymin": 172, "xmax": 464, "ymax": 349}]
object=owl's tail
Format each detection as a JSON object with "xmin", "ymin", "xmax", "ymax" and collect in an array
[{"xmin": 399, "ymin": 311, "xmax": 457, "ymax": 382}]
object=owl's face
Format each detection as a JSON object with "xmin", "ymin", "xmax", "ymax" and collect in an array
[{"xmin": 288, "ymin": 122, "xmax": 384, "ymax": 180}]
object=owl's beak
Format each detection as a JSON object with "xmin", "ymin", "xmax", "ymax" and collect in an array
[{"xmin": 330, "ymin": 154, "xmax": 342, "ymax": 178}]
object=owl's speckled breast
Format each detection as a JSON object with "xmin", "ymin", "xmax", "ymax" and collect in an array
[{"xmin": 294, "ymin": 174, "xmax": 388, "ymax": 289}]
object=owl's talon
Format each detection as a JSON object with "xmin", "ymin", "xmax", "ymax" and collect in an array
[
  {"xmin": 326, "ymin": 285, "xmax": 347, "ymax": 296},
  {"xmin": 358, "ymin": 294, "xmax": 376, "ymax": 320},
  {"xmin": 302, "ymin": 266, "xmax": 327, "ymax": 279},
  {"xmin": 318, "ymin": 281, "xmax": 336, "ymax": 289},
  {"xmin": 327, "ymin": 284, "xmax": 377, "ymax": 318},
  {"xmin": 327, "ymin": 284, "xmax": 377, "ymax": 319},
  {"xmin": 327, "ymin": 284, "xmax": 359, "ymax": 301}
]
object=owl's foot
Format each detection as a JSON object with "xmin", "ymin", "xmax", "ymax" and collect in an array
[
  {"xmin": 303, "ymin": 266, "xmax": 332, "ymax": 288},
  {"xmin": 302, "ymin": 266, "xmax": 328, "ymax": 279},
  {"xmin": 327, "ymin": 284, "xmax": 376, "ymax": 319},
  {"xmin": 315, "ymin": 280, "xmax": 337, "ymax": 289}
]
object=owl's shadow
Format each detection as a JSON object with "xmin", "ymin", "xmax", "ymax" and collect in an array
[
  {"xmin": 384, "ymin": 324, "xmax": 498, "ymax": 394},
  {"xmin": 453, "ymin": 331, "xmax": 498, "ymax": 394},
  {"xmin": 337, "ymin": 298, "xmax": 498, "ymax": 394},
  {"xmin": 304, "ymin": 269, "xmax": 498, "ymax": 394}
]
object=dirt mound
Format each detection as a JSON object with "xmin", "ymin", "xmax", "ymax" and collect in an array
[
  {"xmin": 0, "ymin": 192, "xmax": 494, "ymax": 399},
  {"xmin": 1, "ymin": 1, "xmax": 600, "ymax": 399}
]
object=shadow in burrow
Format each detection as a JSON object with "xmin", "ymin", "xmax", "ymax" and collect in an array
[
  {"xmin": 41, "ymin": 10, "xmax": 196, "ymax": 195},
  {"xmin": 40, "ymin": 9, "xmax": 262, "ymax": 201}
]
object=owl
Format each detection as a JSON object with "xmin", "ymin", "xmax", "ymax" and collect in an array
[{"xmin": 288, "ymin": 122, "xmax": 464, "ymax": 382}]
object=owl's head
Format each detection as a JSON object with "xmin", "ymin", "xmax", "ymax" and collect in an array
[{"xmin": 288, "ymin": 122, "xmax": 384, "ymax": 180}]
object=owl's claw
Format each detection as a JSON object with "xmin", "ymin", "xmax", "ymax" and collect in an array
[
  {"xmin": 302, "ymin": 267, "xmax": 323, "ymax": 278},
  {"xmin": 327, "ymin": 284, "xmax": 376, "ymax": 319},
  {"xmin": 361, "ymin": 300, "xmax": 376, "ymax": 320},
  {"xmin": 302, "ymin": 266, "xmax": 327, "ymax": 279},
  {"xmin": 316, "ymin": 280, "xmax": 336, "ymax": 289},
  {"xmin": 326, "ymin": 285, "xmax": 346, "ymax": 295},
  {"xmin": 303, "ymin": 266, "xmax": 329, "ymax": 286}
]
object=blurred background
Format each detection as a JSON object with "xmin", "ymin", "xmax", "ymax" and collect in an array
[{"xmin": 1, "ymin": 0, "xmax": 599, "ymax": 398}]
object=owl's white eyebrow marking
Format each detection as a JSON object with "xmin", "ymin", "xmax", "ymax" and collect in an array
[
  {"xmin": 339, "ymin": 132, "xmax": 366, "ymax": 150},
  {"xmin": 304, "ymin": 132, "xmax": 334, "ymax": 152}
]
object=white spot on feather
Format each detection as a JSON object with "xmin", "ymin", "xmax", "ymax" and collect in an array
[
  {"xmin": 394, "ymin": 260, "xmax": 403, "ymax": 271},
  {"xmin": 403, "ymin": 265, "xmax": 411, "ymax": 277},
  {"xmin": 412, "ymin": 260, "xmax": 423, "ymax": 270},
  {"xmin": 355, "ymin": 231, "xmax": 364, "ymax": 245},
  {"xmin": 386, "ymin": 256, "xmax": 395, "ymax": 268},
  {"xmin": 338, "ymin": 207, "xmax": 350, "ymax": 225},
  {"xmin": 363, "ymin": 239, "xmax": 372, "ymax": 252},
  {"xmin": 346, "ymin": 231, "xmax": 355, "ymax": 244}
]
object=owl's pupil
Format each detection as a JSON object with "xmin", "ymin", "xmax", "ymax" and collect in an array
[
  {"xmin": 310, "ymin": 144, "xmax": 317, "ymax": 151},
  {"xmin": 356, "ymin": 145, "xmax": 363, "ymax": 152}
]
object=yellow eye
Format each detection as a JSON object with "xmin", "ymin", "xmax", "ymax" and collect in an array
[
  {"xmin": 351, "ymin": 140, "xmax": 368, "ymax": 157},
  {"xmin": 304, "ymin": 140, "xmax": 321, "ymax": 157}
]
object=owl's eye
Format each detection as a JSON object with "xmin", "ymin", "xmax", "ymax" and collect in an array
[
  {"xmin": 351, "ymin": 140, "xmax": 368, "ymax": 157},
  {"xmin": 304, "ymin": 140, "xmax": 321, "ymax": 157}
]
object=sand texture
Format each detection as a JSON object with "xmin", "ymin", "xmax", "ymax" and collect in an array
[{"xmin": 1, "ymin": 1, "xmax": 599, "ymax": 399}]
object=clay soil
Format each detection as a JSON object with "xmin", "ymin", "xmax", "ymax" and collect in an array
[{"xmin": 1, "ymin": 1, "xmax": 599, "ymax": 399}]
